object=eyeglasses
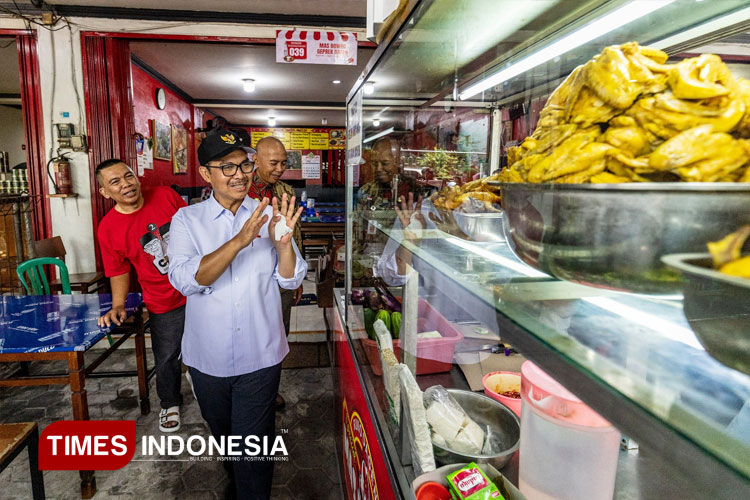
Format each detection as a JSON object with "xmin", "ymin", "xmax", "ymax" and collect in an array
[{"xmin": 205, "ymin": 161, "xmax": 253, "ymax": 177}]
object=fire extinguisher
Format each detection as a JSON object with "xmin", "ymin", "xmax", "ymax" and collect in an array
[{"xmin": 47, "ymin": 154, "xmax": 73, "ymax": 195}]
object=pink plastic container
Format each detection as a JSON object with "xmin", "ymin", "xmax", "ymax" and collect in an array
[
  {"xmin": 362, "ymin": 298, "xmax": 463, "ymax": 376},
  {"xmin": 482, "ymin": 371, "xmax": 522, "ymax": 417},
  {"xmin": 519, "ymin": 361, "xmax": 620, "ymax": 500}
]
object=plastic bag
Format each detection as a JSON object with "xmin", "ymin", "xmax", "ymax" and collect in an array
[
  {"xmin": 376, "ymin": 321, "xmax": 399, "ymax": 425},
  {"xmin": 399, "ymin": 365, "xmax": 436, "ymax": 476},
  {"xmin": 423, "ymin": 385, "xmax": 485, "ymax": 455}
]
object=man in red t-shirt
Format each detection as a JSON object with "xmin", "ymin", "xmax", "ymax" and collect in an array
[{"xmin": 95, "ymin": 159, "xmax": 187, "ymax": 432}]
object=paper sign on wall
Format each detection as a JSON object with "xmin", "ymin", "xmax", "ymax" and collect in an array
[
  {"xmin": 302, "ymin": 153, "xmax": 321, "ymax": 179},
  {"xmin": 276, "ymin": 30, "xmax": 357, "ymax": 65}
]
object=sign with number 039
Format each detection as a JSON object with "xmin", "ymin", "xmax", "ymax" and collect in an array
[{"xmin": 276, "ymin": 30, "xmax": 357, "ymax": 65}]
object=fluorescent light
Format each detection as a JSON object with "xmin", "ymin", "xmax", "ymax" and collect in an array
[
  {"xmin": 444, "ymin": 237, "xmax": 703, "ymax": 350},
  {"xmin": 373, "ymin": 118, "xmax": 380, "ymax": 127},
  {"xmin": 242, "ymin": 79, "xmax": 255, "ymax": 92},
  {"xmin": 446, "ymin": 237, "xmax": 549, "ymax": 278},
  {"xmin": 332, "ymin": 80, "xmax": 341, "ymax": 84},
  {"xmin": 364, "ymin": 82, "xmax": 375, "ymax": 95},
  {"xmin": 268, "ymin": 117, "xmax": 276, "ymax": 127},
  {"xmin": 582, "ymin": 297, "xmax": 703, "ymax": 350},
  {"xmin": 363, "ymin": 127, "xmax": 394, "ymax": 144},
  {"xmin": 459, "ymin": 0, "xmax": 676, "ymax": 100},
  {"xmin": 651, "ymin": 6, "xmax": 750, "ymax": 51}
]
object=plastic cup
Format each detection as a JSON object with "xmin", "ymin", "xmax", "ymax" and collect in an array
[{"xmin": 482, "ymin": 371, "xmax": 522, "ymax": 417}]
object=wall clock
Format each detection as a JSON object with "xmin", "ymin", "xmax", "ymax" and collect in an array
[{"xmin": 155, "ymin": 88, "xmax": 166, "ymax": 110}]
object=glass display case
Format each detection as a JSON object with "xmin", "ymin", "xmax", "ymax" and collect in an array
[{"xmin": 336, "ymin": 1, "xmax": 750, "ymax": 499}]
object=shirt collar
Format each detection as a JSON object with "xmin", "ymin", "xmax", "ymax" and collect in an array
[
  {"xmin": 208, "ymin": 193, "xmax": 255, "ymax": 219},
  {"xmin": 252, "ymin": 172, "xmax": 271, "ymax": 191}
]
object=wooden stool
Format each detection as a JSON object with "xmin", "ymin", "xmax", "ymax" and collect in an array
[{"xmin": 0, "ymin": 422, "xmax": 45, "ymax": 499}]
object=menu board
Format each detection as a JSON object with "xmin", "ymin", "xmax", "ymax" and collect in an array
[{"xmin": 250, "ymin": 127, "xmax": 345, "ymax": 150}]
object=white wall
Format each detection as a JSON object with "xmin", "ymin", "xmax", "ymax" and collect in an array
[
  {"xmin": 0, "ymin": 104, "xmax": 25, "ymax": 167},
  {"xmin": 0, "ymin": 16, "xmax": 364, "ymax": 274}
]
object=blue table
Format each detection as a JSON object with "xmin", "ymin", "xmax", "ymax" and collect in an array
[{"xmin": 0, "ymin": 293, "xmax": 149, "ymax": 499}]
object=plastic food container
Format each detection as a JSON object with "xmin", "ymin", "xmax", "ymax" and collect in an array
[
  {"xmin": 413, "ymin": 462, "xmax": 527, "ymax": 500},
  {"xmin": 482, "ymin": 371, "xmax": 522, "ymax": 417},
  {"xmin": 361, "ymin": 299, "xmax": 463, "ymax": 376},
  {"xmin": 415, "ymin": 481, "xmax": 452, "ymax": 500},
  {"xmin": 519, "ymin": 361, "xmax": 620, "ymax": 500}
]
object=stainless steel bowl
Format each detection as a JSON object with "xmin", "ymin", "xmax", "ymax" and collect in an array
[
  {"xmin": 663, "ymin": 253, "xmax": 750, "ymax": 375},
  {"xmin": 453, "ymin": 211, "xmax": 506, "ymax": 243},
  {"xmin": 498, "ymin": 182, "xmax": 750, "ymax": 295},
  {"xmin": 429, "ymin": 389, "xmax": 520, "ymax": 470}
]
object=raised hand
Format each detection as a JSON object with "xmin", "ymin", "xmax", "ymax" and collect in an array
[
  {"xmin": 235, "ymin": 197, "xmax": 270, "ymax": 248},
  {"xmin": 394, "ymin": 192, "xmax": 426, "ymax": 242},
  {"xmin": 269, "ymin": 193, "xmax": 303, "ymax": 248}
]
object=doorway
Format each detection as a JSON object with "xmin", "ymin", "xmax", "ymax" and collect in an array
[{"xmin": 0, "ymin": 30, "xmax": 50, "ymax": 292}]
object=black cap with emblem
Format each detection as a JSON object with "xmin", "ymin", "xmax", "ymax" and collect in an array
[{"xmin": 198, "ymin": 130, "xmax": 256, "ymax": 165}]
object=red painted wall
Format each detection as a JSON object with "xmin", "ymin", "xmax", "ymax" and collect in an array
[{"xmin": 131, "ymin": 64, "xmax": 203, "ymax": 187}]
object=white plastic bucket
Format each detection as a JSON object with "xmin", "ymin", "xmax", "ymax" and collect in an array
[{"xmin": 519, "ymin": 361, "xmax": 620, "ymax": 500}]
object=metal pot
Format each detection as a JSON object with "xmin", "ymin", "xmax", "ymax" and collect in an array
[
  {"xmin": 663, "ymin": 253, "xmax": 750, "ymax": 375},
  {"xmin": 498, "ymin": 182, "xmax": 750, "ymax": 295},
  {"xmin": 429, "ymin": 389, "xmax": 520, "ymax": 470}
]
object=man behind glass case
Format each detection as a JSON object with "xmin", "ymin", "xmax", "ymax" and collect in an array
[{"xmin": 352, "ymin": 136, "xmax": 421, "ymax": 285}]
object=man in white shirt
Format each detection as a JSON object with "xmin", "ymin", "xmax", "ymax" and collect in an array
[{"xmin": 168, "ymin": 131, "xmax": 306, "ymax": 499}]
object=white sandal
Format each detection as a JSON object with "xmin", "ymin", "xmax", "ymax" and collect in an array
[{"xmin": 159, "ymin": 406, "xmax": 181, "ymax": 433}]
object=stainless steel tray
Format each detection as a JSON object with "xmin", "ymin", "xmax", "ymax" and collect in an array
[
  {"xmin": 663, "ymin": 253, "xmax": 750, "ymax": 375},
  {"xmin": 497, "ymin": 182, "xmax": 750, "ymax": 294}
]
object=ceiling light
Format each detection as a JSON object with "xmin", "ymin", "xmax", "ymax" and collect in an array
[
  {"xmin": 332, "ymin": 80, "xmax": 341, "ymax": 85},
  {"xmin": 242, "ymin": 79, "xmax": 255, "ymax": 93},
  {"xmin": 268, "ymin": 117, "xmax": 276, "ymax": 127},
  {"xmin": 321, "ymin": 118, "xmax": 328, "ymax": 125},
  {"xmin": 373, "ymin": 118, "xmax": 380, "ymax": 127},
  {"xmin": 458, "ymin": 0, "xmax": 675, "ymax": 100},
  {"xmin": 364, "ymin": 82, "xmax": 375, "ymax": 95}
]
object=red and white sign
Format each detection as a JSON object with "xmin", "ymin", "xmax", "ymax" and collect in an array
[
  {"xmin": 39, "ymin": 420, "xmax": 136, "ymax": 470},
  {"xmin": 276, "ymin": 30, "xmax": 357, "ymax": 65}
]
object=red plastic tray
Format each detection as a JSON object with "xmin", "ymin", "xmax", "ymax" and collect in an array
[{"xmin": 360, "ymin": 298, "xmax": 463, "ymax": 376}]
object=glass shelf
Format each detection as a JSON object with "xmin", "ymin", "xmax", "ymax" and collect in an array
[{"xmin": 374, "ymin": 221, "xmax": 750, "ymax": 484}]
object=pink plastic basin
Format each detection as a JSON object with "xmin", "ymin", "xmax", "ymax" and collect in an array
[{"xmin": 361, "ymin": 298, "xmax": 463, "ymax": 376}]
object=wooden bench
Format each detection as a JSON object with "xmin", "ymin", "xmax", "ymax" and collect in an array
[{"xmin": 0, "ymin": 422, "xmax": 45, "ymax": 499}]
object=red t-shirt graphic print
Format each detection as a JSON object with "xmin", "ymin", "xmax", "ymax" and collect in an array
[{"xmin": 98, "ymin": 187, "xmax": 187, "ymax": 314}]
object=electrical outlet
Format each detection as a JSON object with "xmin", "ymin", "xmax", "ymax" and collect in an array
[{"xmin": 41, "ymin": 12, "xmax": 54, "ymax": 25}]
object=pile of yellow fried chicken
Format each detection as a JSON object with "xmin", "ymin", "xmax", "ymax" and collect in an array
[
  {"xmin": 500, "ymin": 42, "xmax": 750, "ymax": 183},
  {"xmin": 431, "ymin": 174, "xmax": 502, "ymax": 211}
]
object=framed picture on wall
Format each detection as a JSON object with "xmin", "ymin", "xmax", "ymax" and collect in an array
[
  {"xmin": 172, "ymin": 124, "xmax": 188, "ymax": 175},
  {"xmin": 152, "ymin": 119, "xmax": 171, "ymax": 160},
  {"xmin": 286, "ymin": 150, "xmax": 302, "ymax": 170}
]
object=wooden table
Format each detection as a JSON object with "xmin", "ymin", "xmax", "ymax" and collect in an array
[
  {"xmin": 0, "ymin": 293, "xmax": 150, "ymax": 499},
  {"xmin": 0, "ymin": 422, "xmax": 44, "ymax": 499},
  {"xmin": 301, "ymin": 220, "xmax": 345, "ymax": 237}
]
